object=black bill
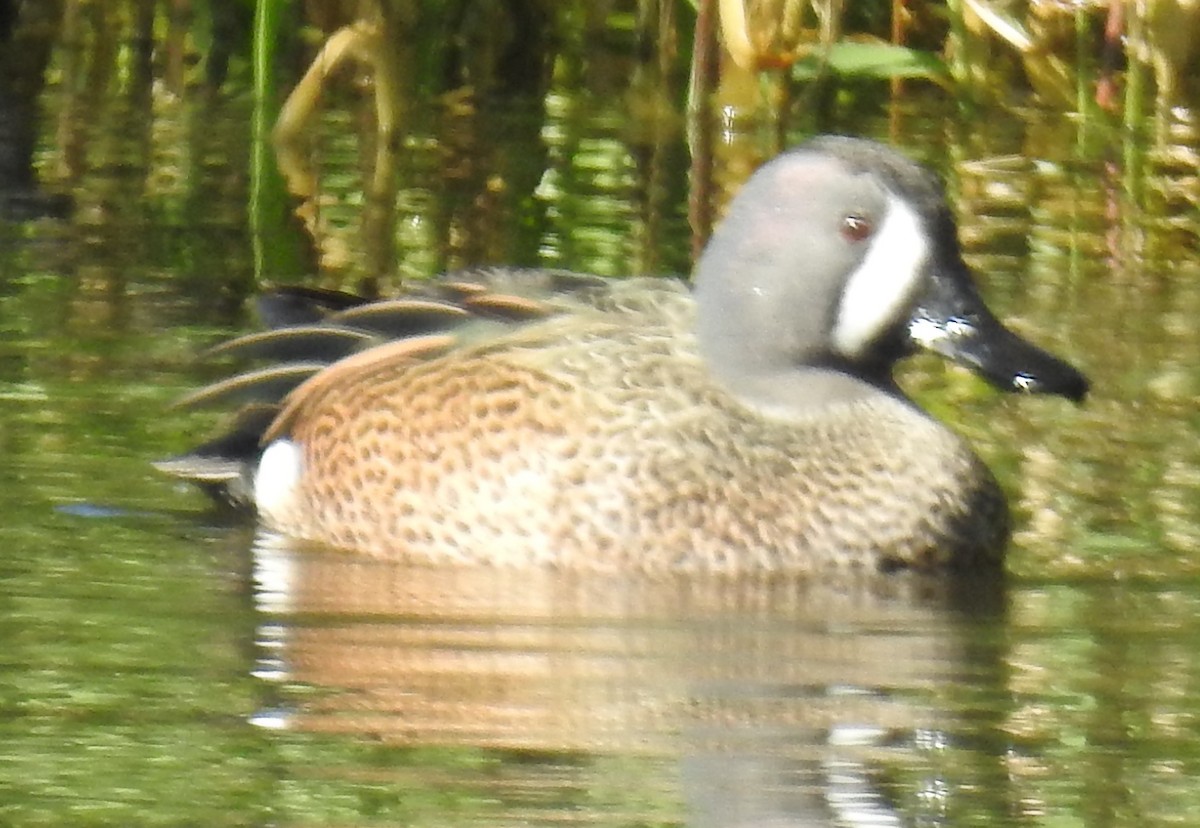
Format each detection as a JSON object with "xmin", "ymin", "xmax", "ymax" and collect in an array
[{"xmin": 909, "ymin": 258, "xmax": 1089, "ymax": 403}]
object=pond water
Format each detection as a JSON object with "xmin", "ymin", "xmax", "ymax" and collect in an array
[{"xmin": 2, "ymin": 4, "xmax": 1200, "ymax": 827}]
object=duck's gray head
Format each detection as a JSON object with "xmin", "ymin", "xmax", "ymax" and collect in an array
[{"xmin": 694, "ymin": 135, "xmax": 1088, "ymax": 411}]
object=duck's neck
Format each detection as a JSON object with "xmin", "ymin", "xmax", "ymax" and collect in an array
[{"xmin": 708, "ymin": 361, "xmax": 904, "ymax": 420}]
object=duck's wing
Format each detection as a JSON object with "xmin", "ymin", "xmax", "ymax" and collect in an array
[{"xmin": 155, "ymin": 268, "xmax": 688, "ymax": 507}]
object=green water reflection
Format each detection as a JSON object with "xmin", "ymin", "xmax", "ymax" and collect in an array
[{"xmin": 1, "ymin": 1, "xmax": 1199, "ymax": 826}]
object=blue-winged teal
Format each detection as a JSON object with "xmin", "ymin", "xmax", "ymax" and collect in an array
[{"xmin": 159, "ymin": 136, "xmax": 1088, "ymax": 572}]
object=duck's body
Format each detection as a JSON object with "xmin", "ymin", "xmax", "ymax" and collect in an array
[{"xmin": 160, "ymin": 137, "xmax": 1086, "ymax": 573}]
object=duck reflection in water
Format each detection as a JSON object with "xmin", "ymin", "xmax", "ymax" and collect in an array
[{"xmin": 249, "ymin": 545, "xmax": 1007, "ymax": 827}]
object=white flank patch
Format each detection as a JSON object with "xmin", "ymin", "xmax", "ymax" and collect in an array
[
  {"xmin": 833, "ymin": 195, "xmax": 929, "ymax": 358},
  {"xmin": 254, "ymin": 439, "xmax": 303, "ymax": 521}
]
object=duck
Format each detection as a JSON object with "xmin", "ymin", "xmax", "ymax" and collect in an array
[{"xmin": 158, "ymin": 135, "xmax": 1088, "ymax": 573}]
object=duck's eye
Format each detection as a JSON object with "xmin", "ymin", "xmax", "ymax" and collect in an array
[{"xmin": 841, "ymin": 214, "xmax": 872, "ymax": 243}]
